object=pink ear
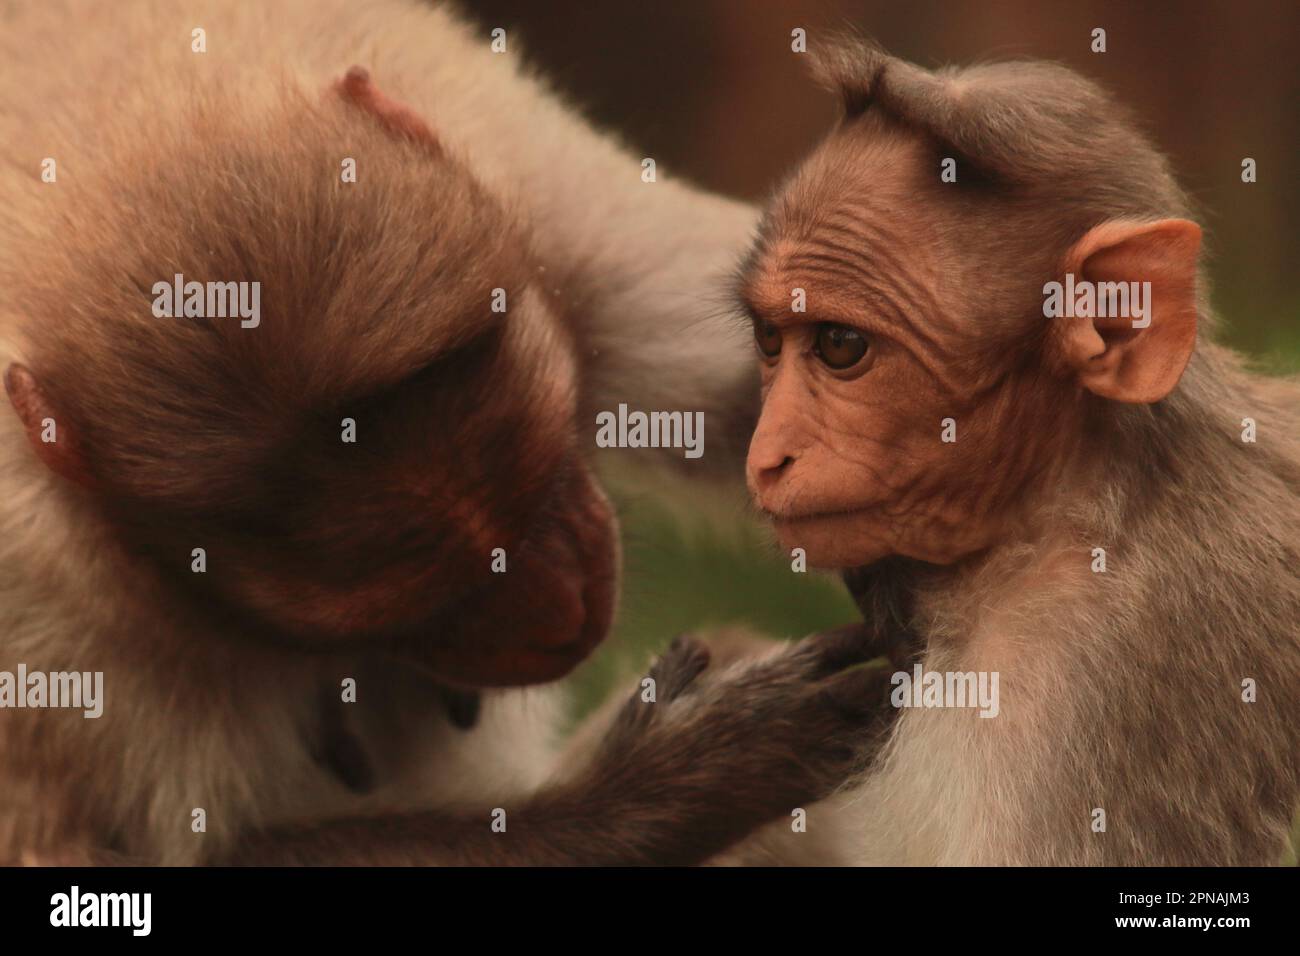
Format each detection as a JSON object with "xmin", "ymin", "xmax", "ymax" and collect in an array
[
  {"xmin": 1052, "ymin": 219, "xmax": 1201, "ymax": 404},
  {"xmin": 333, "ymin": 66, "xmax": 441, "ymax": 153},
  {"xmin": 4, "ymin": 363, "xmax": 91, "ymax": 486}
]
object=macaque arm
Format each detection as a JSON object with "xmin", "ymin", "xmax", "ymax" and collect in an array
[
  {"xmin": 16, "ymin": 846, "xmax": 139, "ymax": 867},
  {"xmin": 229, "ymin": 789, "xmax": 719, "ymax": 867},
  {"xmin": 230, "ymin": 626, "xmax": 901, "ymax": 866}
]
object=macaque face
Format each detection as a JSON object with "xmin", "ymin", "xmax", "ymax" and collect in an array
[
  {"xmin": 8, "ymin": 87, "xmax": 617, "ymax": 687},
  {"xmin": 207, "ymin": 287, "xmax": 619, "ymax": 688},
  {"xmin": 740, "ymin": 128, "xmax": 1065, "ymax": 568}
]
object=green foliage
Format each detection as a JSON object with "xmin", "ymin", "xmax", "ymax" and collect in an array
[{"xmin": 1218, "ymin": 294, "xmax": 1300, "ymax": 375}]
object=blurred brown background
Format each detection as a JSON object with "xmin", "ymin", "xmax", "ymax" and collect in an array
[{"xmin": 464, "ymin": 0, "xmax": 1299, "ymax": 365}]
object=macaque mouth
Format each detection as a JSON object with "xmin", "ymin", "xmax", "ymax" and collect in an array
[{"xmin": 764, "ymin": 504, "xmax": 874, "ymax": 524}]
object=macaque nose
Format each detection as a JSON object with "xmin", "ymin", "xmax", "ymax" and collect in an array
[{"xmin": 746, "ymin": 431, "xmax": 796, "ymax": 501}]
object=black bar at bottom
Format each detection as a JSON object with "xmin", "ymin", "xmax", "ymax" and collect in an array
[{"xmin": 1, "ymin": 866, "xmax": 1286, "ymax": 942}]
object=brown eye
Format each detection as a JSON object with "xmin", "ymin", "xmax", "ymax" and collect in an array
[
  {"xmin": 754, "ymin": 319, "xmax": 782, "ymax": 358},
  {"xmin": 814, "ymin": 323, "xmax": 868, "ymax": 370}
]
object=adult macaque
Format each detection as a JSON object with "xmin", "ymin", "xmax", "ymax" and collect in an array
[
  {"xmin": 740, "ymin": 40, "xmax": 1300, "ymax": 865},
  {"xmin": 0, "ymin": 1, "xmax": 889, "ymax": 865}
]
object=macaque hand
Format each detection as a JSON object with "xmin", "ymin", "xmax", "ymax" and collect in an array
[{"xmin": 578, "ymin": 624, "xmax": 898, "ymax": 862}]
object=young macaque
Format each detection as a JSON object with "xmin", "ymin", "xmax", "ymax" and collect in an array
[
  {"xmin": 738, "ymin": 40, "xmax": 1300, "ymax": 865},
  {"xmin": 0, "ymin": 1, "xmax": 888, "ymax": 865}
]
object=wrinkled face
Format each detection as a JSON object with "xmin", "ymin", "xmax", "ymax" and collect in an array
[
  {"xmin": 13, "ymin": 100, "xmax": 619, "ymax": 687},
  {"xmin": 739, "ymin": 127, "xmax": 1069, "ymax": 569}
]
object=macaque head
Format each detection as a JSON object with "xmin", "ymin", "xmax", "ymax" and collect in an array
[
  {"xmin": 5, "ymin": 69, "xmax": 616, "ymax": 687},
  {"xmin": 741, "ymin": 43, "xmax": 1203, "ymax": 569}
]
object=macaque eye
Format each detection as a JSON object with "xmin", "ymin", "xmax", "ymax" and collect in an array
[
  {"xmin": 753, "ymin": 319, "xmax": 782, "ymax": 358},
  {"xmin": 814, "ymin": 323, "xmax": 869, "ymax": 370}
]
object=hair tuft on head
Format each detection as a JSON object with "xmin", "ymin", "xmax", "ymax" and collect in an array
[
  {"xmin": 809, "ymin": 34, "xmax": 1188, "ymax": 214},
  {"xmin": 809, "ymin": 33, "xmax": 891, "ymax": 118}
]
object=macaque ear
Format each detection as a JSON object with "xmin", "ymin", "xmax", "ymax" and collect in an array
[
  {"xmin": 4, "ymin": 364, "xmax": 91, "ymax": 486},
  {"xmin": 1053, "ymin": 219, "xmax": 1201, "ymax": 404},
  {"xmin": 332, "ymin": 66, "xmax": 441, "ymax": 154}
]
